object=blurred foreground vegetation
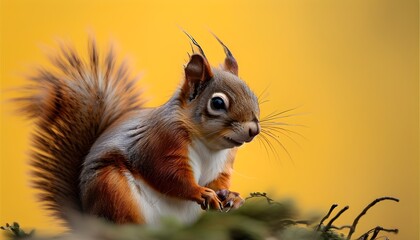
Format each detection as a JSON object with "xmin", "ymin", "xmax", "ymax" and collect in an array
[{"xmin": 1, "ymin": 193, "xmax": 398, "ymax": 240}]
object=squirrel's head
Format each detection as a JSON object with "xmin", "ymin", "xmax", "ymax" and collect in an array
[{"xmin": 180, "ymin": 34, "xmax": 260, "ymax": 150}]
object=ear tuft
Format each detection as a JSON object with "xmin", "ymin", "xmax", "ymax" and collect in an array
[{"xmin": 211, "ymin": 33, "xmax": 238, "ymax": 76}]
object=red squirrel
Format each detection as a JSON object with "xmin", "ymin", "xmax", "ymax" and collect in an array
[{"xmin": 18, "ymin": 33, "xmax": 260, "ymax": 226}]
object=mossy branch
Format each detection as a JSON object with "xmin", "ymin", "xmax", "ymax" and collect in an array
[{"xmin": 1, "ymin": 194, "xmax": 400, "ymax": 240}]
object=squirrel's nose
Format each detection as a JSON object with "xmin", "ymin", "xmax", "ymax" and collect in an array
[
  {"xmin": 248, "ymin": 126, "xmax": 259, "ymax": 138},
  {"xmin": 245, "ymin": 121, "xmax": 260, "ymax": 142}
]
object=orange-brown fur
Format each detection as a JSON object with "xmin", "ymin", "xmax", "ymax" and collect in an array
[
  {"xmin": 18, "ymin": 36, "xmax": 260, "ymax": 226},
  {"xmin": 82, "ymin": 152, "xmax": 145, "ymax": 224}
]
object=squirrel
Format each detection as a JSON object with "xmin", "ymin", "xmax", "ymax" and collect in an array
[{"xmin": 17, "ymin": 33, "xmax": 260, "ymax": 226}]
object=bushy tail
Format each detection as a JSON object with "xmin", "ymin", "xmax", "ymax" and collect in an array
[{"xmin": 16, "ymin": 39, "xmax": 143, "ymax": 225}]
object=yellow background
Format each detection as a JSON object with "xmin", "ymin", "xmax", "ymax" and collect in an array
[{"xmin": 1, "ymin": 0, "xmax": 418, "ymax": 239}]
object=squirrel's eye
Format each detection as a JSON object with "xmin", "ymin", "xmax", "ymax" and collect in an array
[
  {"xmin": 207, "ymin": 92, "xmax": 229, "ymax": 116},
  {"xmin": 211, "ymin": 97, "xmax": 225, "ymax": 110}
]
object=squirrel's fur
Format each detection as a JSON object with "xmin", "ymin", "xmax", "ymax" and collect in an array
[
  {"xmin": 17, "ymin": 36, "xmax": 260, "ymax": 226},
  {"xmin": 17, "ymin": 41, "xmax": 143, "ymax": 223}
]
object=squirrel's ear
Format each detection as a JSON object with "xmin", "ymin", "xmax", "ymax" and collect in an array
[
  {"xmin": 223, "ymin": 52, "xmax": 238, "ymax": 76},
  {"xmin": 212, "ymin": 33, "xmax": 238, "ymax": 76},
  {"xmin": 182, "ymin": 54, "xmax": 213, "ymax": 101}
]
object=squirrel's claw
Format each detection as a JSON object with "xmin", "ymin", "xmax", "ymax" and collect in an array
[
  {"xmin": 216, "ymin": 189, "xmax": 244, "ymax": 212},
  {"xmin": 199, "ymin": 187, "xmax": 222, "ymax": 211}
]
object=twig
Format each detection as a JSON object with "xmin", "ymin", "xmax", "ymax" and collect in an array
[
  {"xmin": 315, "ymin": 204, "xmax": 338, "ymax": 232},
  {"xmin": 245, "ymin": 192, "xmax": 280, "ymax": 205},
  {"xmin": 329, "ymin": 225, "xmax": 352, "ymax": 231},
  {"xmin": 324, "ymin": 206, "xmax": 349, "ymax": 232},
  {"xmin": 0, "ymin": 222, "xmax": 35, "ymax": 238},
  {"xmin": 356, "ymin": 226, "xmax": 398, "ymax": 240},
  {"xmin": 347, "ymin": 197, "xmax": 399, "ymax": 239}
]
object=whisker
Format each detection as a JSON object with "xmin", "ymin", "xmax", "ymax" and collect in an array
[
  {"xmin": 260, "ymin": 112, "xmax": 309, "ymax": 122},
  {"xmin": 261, "ymin": 122, "xmax": 308, "ymax": 128},
  {"xmin": 261, "ymin": 129, "xmax": 292, "ymax": 161},
  {"xmin": 258, "ymin": 131, "xmax": 280, "ymax": 160},
  {"xmin": 258, "ymin": 99, "xmax": 270, "ymax": 105},
  {"xmin": 257, "ymin": 131, "xmax": 270, "ymax": 156},
  {"xmin": 260, "ymin": 106, "xmax": 301, "ymax": 121},
  {"xmin": 262, "ymin": 127, "xmax": 302, "ymax": 148},
  {"xmin": 257, "ymin": 85, "xmax": 271, "ymax": 104},
  {"xmin": 256, "ymin": 136, "xmax": 271, "ymax": 160},
  {"xmin": 261, "ymin": 125, "xmax": 307, "ymax": 140}
]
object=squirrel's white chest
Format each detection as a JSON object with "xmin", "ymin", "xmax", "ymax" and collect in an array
[
  {"xmin": 188, "ymin": 139, "xmax": 230, "ymax": 186},
  {"xmin": 130, "ymin": 139, "xmax": 230, "ymax": 225}
]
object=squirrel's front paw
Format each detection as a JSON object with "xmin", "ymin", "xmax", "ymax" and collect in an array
[
  {"xmin": 197, "ymin": 187, "xmax": 222, "ymax": 211},
  {"xmin": 216, "ymin": 189, "xmax": 244, "ymax": 212}
]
